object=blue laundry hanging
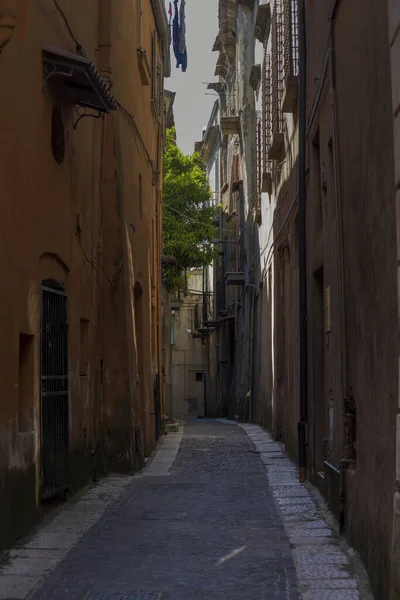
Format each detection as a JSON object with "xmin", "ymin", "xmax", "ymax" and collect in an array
[{"xmin": 172, "ymin": 0, "xmax": 187, "ymax": 73}]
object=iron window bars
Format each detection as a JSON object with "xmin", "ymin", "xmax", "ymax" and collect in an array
[
  {"xmin": 262, "ymin": 50, "xmax": 272, "ymax": 175},
  {"xmin": 284, "ymin": 0, "xmax": 299, "ymax": 80}
]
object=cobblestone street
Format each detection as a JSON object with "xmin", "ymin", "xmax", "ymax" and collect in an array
[{"xmin": 0, "ymin": 421, "xmax": 371, "ymax": 600}]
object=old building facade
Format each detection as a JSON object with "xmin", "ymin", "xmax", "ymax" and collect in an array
[
  {"xmin": 206, "ymin": 1, "xmax": 399, "ymax": 598},
  {"xmin": 299, "ymin": 3, "xmax": 397, "ymax": 598},
  {"xmin": 0, "ymin": 0, "xmax": 169, "ymax": 552}
]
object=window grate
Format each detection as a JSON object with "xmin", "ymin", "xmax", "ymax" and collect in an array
[
  {"xmin": 284, "ymin": 0, "xmax": 299, "ymax": 80},
  {"xmin": 40, "ymin": 283, "xmax": 69, "ymax": 500},
  {"xmin": 272, "ymin": 0, "xmax": 284, "ymax": 135},
  {"xmin": 254, "ymin": 112, "xmax": 262, "ymax": 206},
  {"xmin": 262, "ymin": 50, "xmax": 272, "ymax": 174}
]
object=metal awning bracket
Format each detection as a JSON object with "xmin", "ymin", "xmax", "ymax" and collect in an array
[
  {"xmin": 42, "ymin": 45, "xmax": 117, "ymax": 116},
  {"xmin": 42, "ymin": 61, "xmax": 74, "ymax": 92},
  {"xmin": 73, "ymin": 105, "xmax": 102, "ymax": 130}
]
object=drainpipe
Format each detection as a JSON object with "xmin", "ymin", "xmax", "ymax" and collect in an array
[
  {"xmin": 329, "ymin": 0, "xmax": 350, "ymax": 533},
  {"xmin": 298, "ymin": 0, "xmax": 308, "ymax": 483}
]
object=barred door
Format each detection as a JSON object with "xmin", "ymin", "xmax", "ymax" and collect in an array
[{"xmin": 40, "ymin": 281, "xmax": 69, "ymax": 500}]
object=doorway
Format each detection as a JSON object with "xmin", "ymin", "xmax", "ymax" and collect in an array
[
  {"xmin": 187, "ymin": 370, "xmax": 206, "ymax": 417},
  {"xmin": 40, "ymin": 279, "xmax": 69, "ymax": 500},
  {"xmin": 134, "ymin": 282, "xmax": 146, "ymax": 455},
  {"xmin": 312, "ymin": 267, "xmax": 326, "ymax": 479}
]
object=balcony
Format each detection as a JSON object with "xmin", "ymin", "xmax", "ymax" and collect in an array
[
  {"xmin": 170, "ymin": 299, "xmax": 181, "ymax": 311},
  {"xmin": 261, "ymin": 172, "xmax": 272, "ymax": 195},
  {"xmin": 220, "ymin": 116, "xmax": 240, "ymax": 137},
  {"xmin": 137, "ymin": 49, "xmax": 151, "ymax": 86},
  {"xmin": 201, "ymin": 125, "xmax": 220, "ymax": 164},
  {"xmin": 225, "ymin": 272, "xmax": 245, "ymax": 286},
  {"xmin": 253, "ymin": 207, "xmax": 262, "ymax": 226},
  {"xmin": 250, "ymin": 64, "xmax": 261, "ymax": 92},
  {"xmin": 254, "ymin": 1, "xmax": 271, "ymax": 43},
  {"xmin": 269, "ymin": 132, "xmax": 285, "ymax": 160},
  {"xmin": 282, "ymin": 75, "xmax": 298, "ymax": 113}
]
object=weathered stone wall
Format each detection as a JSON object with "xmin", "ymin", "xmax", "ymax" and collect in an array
[
  {"xmin": 304, "ymin": 2, "xmax": 397, "ymax": 598},
  {"xmin": 0, "ymin": 0, "xmax": 166, "ymax": 551}
]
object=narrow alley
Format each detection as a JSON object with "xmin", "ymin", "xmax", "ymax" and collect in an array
[{"xmin": 0, "ymin": 421, "xmax": 370, "ymax": 600}]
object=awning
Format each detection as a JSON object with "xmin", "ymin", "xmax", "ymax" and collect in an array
[{"xmin": 42, "ymin": 45, "xmax": 117, "ymax": 113}]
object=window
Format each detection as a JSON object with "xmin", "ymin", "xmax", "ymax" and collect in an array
[
  {"xmin": 79, "ymin": 319, "xmax": 89, "ymax": 377},
  {"xmin": 196, "ymin": 372, "xmax": 203, "ymax": 382},
  {"xmin": 158, "ymin": 60, "xmax": 163, "ymax": 122},
  {"xmin": 151, "ymin": 31, "xmax": 157, "ymax": 103},
  {"xmin": 139, "ymin": 173, "xmax": 143, "ymax": 218},
  {"xmin": 312, "ymin": 127, "xmax": 323, "ymax": 231},
  {"xmin": 151, "ymin": 31, "xmax": 164, "ymax": 123},
  {"xmin": 171, "ymin": 313, "xmax": 176, "ymax": 345},
  {"xmin": 51, "ymin": 104, "xmax": 65, "ymax": 165},
  {"xmin": 151, "ymin": 218, "xmax": 155, "ymax": 285}
]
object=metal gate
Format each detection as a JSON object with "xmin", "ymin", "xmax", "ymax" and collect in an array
[{"xmin": 40, "ymin": 282, "xmax": 69, "ymax": 500}]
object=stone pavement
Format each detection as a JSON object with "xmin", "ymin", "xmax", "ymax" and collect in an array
[{"xmin": 0, "ymin": 420, "xmax": 372, "ymax": 600}]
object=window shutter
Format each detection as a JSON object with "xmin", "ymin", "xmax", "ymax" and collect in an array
[
  {"xmin": 157, "ymin": 60, "xmax": 163, "ymax": 123},
  {"xmin": 151, "ymin": 31, "xmax": 157, "ymax": 102}
]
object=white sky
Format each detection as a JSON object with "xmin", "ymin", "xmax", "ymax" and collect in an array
[{"xmin": 165, "ymin": 0, "xmax": 219, "ymax": 155}]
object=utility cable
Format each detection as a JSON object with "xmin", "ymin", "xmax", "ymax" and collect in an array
[
  {"xmin": 51, "ymin": 0, "xmax": 155, "ymax": 168},
  {"xmin": 164, "ymin": 203, "xmax": 234, "ymax": 235},
  {"xmin": 116, "ymin": 101, "xmax": 155, "ymax": 168},
  {"xmin": 76, "ymin": 233, "xmax": 115, "ymax": 287},
  {"xmin": 163, "ymin": 204, "xmax": 217, "ymax": 229},
  {"xmin": 51, "ymin": 0, "xmax": 80, "ymax": 48}
]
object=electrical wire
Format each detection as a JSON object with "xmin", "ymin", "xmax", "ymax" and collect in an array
[
  {"xmin": 164, "ymin": 203, "xmax": 235, "ymax": 235},
  {"xmin": 262, "ymin": 192, "xmax": 299, "ymax": 275},
  {"xmin": 255, "ymin": 156, "xmax": 299, "ymax": 271},
  {"xmin": 51, "ymin": 0, "xmax": 80, "ymax": 48},
  {"xmin": 163, "ymin": 204, "xmax": 217, "ymax": 229},
  {"xmin": 76, "ymin": 233, "xmax": 115, "ymax": 287},
  {"xmin": 51, "ymin": 0, "xmax": 156, "ymax": 168},
  {"xmin": 116, "ymin": 101, "xmax": 155, "ymax": 167}
]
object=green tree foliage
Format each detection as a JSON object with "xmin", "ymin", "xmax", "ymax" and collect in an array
[{"xmin": 162, "ymin": 128, "xmax": 219, "ymax": 291}]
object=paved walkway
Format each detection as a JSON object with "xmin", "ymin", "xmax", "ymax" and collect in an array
[{"xmin": 0, "ymin": 420, "xmax": 371, "ymax": 600}]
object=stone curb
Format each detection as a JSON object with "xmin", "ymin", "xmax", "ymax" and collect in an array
[{"xmin": 218, "ymin": 419, "xmax": 375, "ymax": 600}]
